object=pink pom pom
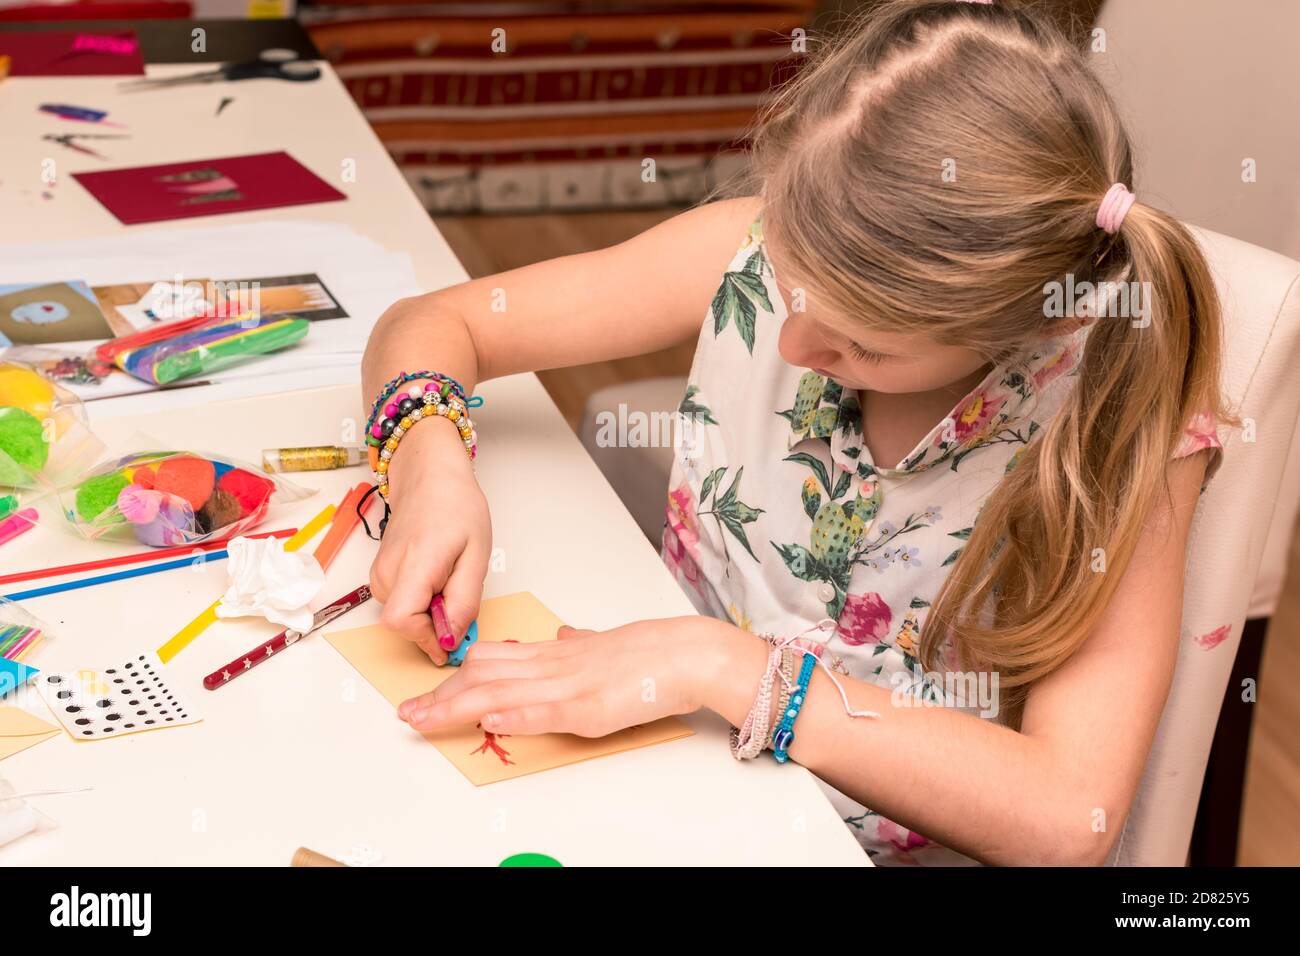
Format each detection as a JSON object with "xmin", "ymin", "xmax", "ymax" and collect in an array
[{"xmin": 117, "ymin": 484, "xmax": 162, "ymax": 523}]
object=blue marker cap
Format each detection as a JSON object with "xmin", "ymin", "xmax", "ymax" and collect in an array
[{"xmin": 446, "ymin": 619, "xmax": 478, "ymax": 666}]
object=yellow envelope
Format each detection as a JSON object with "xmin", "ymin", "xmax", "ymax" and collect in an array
[
  {"xmin": 0, "ymin": 705, "xmax": 60, "ymax": 761},
  {"xmin": 326, "ymin": 592, "xmax": 693, "ymax": 785}
]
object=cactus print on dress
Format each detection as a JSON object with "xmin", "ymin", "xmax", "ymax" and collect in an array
[{"xmin": 659, "ymin": 216, "xmax": 1223, "ymax": 865}]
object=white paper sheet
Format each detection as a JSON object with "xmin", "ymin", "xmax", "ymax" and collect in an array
[{"xmin": 0, "ymin": 221, "xmax": 424, "ymax": 415}]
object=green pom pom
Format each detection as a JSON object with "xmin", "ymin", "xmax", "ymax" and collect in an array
[
  {"xmin": 0, "ymin": 407, "xmax": 50, "ymax": 486},
  {"xmin": 76, "ymin": 471, "xmax": 130, "ymax": 524}
]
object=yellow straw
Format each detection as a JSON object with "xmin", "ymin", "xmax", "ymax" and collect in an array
[{"xmin": 156, "ymin": 504, "xmax": 336, "ymax": 664}]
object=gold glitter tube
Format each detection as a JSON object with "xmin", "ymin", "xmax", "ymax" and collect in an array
[{"xmin": 263, "ymin": 445, "xmax": 364, "ymax": 473}]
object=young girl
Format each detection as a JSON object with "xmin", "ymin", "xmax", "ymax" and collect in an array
[{"xmin": 360, "ymin": 0, "xmax": 1225, "ymax": 865}]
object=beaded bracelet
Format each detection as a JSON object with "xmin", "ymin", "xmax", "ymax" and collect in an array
[
  {"xmin": 369, "ymin": 388, "xmax": 477, "ymax": 499},
  {"xmin": 771, "ymin": 650, "xmax": 817, "ymax": 764},
  {"xmin": 365, "ymin": 370, "xmax": 475, "ymax": 439},
  {"xmin": 366, "ymin": 377, "xmax": 479, "ymax": 448}
]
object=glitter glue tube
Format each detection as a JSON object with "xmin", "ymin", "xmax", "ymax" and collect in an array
[{"xmin": 262, "ymin": 445, "xmax": 365, "ymax": 474}]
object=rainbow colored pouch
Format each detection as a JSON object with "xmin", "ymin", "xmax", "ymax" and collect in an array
[{"xmin": 113, "ymin": 313, "xmax": 309, "ymax": 385}]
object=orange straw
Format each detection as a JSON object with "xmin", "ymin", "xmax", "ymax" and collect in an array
[{"xmin": 312, "ymin": 482, "xmax": 370, "ymax": 572}]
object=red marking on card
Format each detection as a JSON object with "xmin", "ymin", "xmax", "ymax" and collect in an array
[{"xmin": 472, "ymin": 725, "xmax": 514, "ymax": 765}]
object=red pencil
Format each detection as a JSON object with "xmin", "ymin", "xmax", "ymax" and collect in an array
[
  {"xmin": 0, "ymin": 527, "xmax": 297, "ymax": 587},
  {"xmin": 203, "ymin": 583, "xmax": 371, "ymax": 690}
]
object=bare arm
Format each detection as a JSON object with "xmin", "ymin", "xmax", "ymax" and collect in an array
[
  {"xmin": 698, "ymin": 451, "xmax": 1209, "ymax": 865},
  {"xmin": 362, "ymin": 197, "xmax": 761, "ymax": 658},
  {"xmin": 361, "ymin": 195, "xmax": 761, "ymax": 398},
  {"xmin": 404, "ymin": 451, "xmax": 1207, "ymax": 866}
]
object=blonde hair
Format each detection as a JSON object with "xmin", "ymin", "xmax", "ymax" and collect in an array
[{"xmin": 749, "ymin": 0, "xmax": 1227, "ymax": 719}]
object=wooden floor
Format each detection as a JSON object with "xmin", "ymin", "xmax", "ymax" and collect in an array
[{"xmin": 434, "ymin": 207, "xmax": 1299, "ymax": 866}]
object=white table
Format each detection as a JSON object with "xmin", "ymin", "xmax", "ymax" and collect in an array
[{"xmin": 0, "ymin": 61, "xmax": 867, "ymax": 865}]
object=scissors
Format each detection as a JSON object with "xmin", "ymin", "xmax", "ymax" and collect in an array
[
  {"xmin": 119, "ymin": 48, "xmax": 321, "ymax": 91},
  {"xmin": 42, "ymin": 132, "xmax": 130, "ymax": 159}
]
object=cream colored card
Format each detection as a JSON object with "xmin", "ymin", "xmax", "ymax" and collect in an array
[
  {"xmin": 0, "ymin": 706, "xmax": 60, "ymax": 761},
  {"xmin": 326, "ymin": 592, "xmax": 693, "ymax": 785}
]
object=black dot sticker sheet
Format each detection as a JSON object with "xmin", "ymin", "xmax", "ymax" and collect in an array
[{"xmin": 36, "ymin": 651, "xmax": 201, "ymax": 741}]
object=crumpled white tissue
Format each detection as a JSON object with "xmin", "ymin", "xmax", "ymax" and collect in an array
[{"xmin": 215, "ymin": 535, "xmax": 325, "ymax": 633}]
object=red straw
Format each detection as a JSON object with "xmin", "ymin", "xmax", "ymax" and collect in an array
[
  {"xmin": 0, "ymin": 527, "xmax": 298, "ymax": 587},
  {"xmin": 94, "ymin": 313, "xmax": 215, "ymax": 363}
]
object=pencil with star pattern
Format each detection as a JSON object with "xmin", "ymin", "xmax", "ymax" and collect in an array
[{"xmin": 202, "ymin": 584, "xmax": 371, "ymax": 690}]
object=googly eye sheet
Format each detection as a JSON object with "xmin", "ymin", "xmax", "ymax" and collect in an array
[{"xmin": 37, "ymin": 650, "xmax": 201, "ymax": 740}]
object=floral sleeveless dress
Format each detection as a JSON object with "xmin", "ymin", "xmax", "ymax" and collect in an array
[{"xmin": 661, "ymin": 217, "xmax": 1222, "ymax": 865}]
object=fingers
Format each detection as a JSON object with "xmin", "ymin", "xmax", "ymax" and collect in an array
[
  {"xmin": 426, "ymin": 657, "xmax": 563, "ymax": 704},
  {"xmin": 381, "ymin": 562, "xmax": 447, "ymax": 665},
  {"xmin": 402, "ymin": 677, "xmax": 570, "ymax": 732},
  {"xmin": 397, "ymin": 689, "xmax": 439, "ymax": 721},
  {"xmin": 482, "ymin": 701, "xmax": 585, "ymax": 736},
  {"xmin": 439, "ymin": 538, "xmax": 490, "ymax": 649}
]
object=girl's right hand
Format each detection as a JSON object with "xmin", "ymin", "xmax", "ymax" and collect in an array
[{"xmin": 367, "ymin": 418, "xmax": 492, "ymax": 665}]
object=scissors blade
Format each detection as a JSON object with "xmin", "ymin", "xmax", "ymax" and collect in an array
[{"xmin": 119, "ymin": 69, "xmax": 224, "ymax": 90}]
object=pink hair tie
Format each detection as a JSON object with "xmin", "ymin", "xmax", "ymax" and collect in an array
[
  {"xmin": 957, "ymin": 0, "xmax": 994, "ymax": 4},
  {"xmin": 1096, "ymin": 182, "xmax": 1137, "ymax": 234}
]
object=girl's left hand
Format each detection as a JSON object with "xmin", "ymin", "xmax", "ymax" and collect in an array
[{"xmin": 397, "ymin": 617, "xmax": 721, "ymax": 737}]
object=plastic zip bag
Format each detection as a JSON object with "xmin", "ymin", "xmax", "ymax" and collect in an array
[
  {"xmin": 59, "ymin": 449, "xmax": 314, "ymax": 547},
  {"xmin": 111, "ymin": 311, "xmax": 309, "ymax": 385},
  {"xmin": 0, "ymin": 360, "xmax": 105, "ymax": 491}
]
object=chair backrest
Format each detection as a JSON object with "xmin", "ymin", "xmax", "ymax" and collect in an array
[{"xmin": 1111, "ymin": 227, "xmax": 1300, "ymax": 865}]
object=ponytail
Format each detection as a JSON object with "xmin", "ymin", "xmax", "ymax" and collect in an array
[{"xmin": 923, "ymin": 201, "xmax": 1227, "ymax": 722}]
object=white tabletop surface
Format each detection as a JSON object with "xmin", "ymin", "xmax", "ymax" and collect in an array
[{"xmin": 0, "ymin": 62, "xmax": 867, "ymax": 865}]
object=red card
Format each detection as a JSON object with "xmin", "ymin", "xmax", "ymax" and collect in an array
[
  {"xmin": 0, "ymin": 30, "xmax": 145, "ymax": 76},
  {"xmin": 72, "ymin": 152, "xmax": 348, "ymax": 225}
]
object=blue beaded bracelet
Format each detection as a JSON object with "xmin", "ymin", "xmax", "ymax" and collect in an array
[{"xmin": 771, "ymin": 650, "xmax": 817, "ymax": 764}]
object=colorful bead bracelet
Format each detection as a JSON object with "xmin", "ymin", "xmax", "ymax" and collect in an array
[
  {"xmin": 367, "ymin": 381, "xmax": 477, "ymax": 499},
  {"xmin": 365, "ymin": 370, "xmax": 479, "ymax": 441}
]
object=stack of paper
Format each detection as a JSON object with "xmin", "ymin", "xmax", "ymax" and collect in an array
[{"xmin": 0, "ymin": 221, "xmax": 425, "ymax": 415}]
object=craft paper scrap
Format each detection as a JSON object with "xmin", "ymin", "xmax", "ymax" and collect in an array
[
  {"xmin": 326, "ymin": 592, "xmax": 693, "ymax": 786},
  {"xmin": 36, "ymin": 651, "xmax": 201, "ymax": 741},
  {"xmin": 0, "ymin": 281, "xmax": 113, "ymax": 346},
  {"xmin": 0, "ymin": 706, "xmax": 60, "ymax": 762},
  {"xmin": 0, "ymin": 30, "xmax": 145, "ymax": 77},
  {"xmin": 73, "ymin": 152, "xmax": 347, "ymax": 226}
]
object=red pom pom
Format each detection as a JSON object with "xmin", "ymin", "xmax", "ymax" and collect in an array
[
  {"xmin": 217, "ymin": 468, "xmax": 275, "ymax": 519},
  {"xmin": 152, "ymin": 455, "xmax": 216, "ymax": 512}
]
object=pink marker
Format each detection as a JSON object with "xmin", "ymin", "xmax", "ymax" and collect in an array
[{"xmin": 0, "ymin": 508, "xmax": 38, "ymax": 548}]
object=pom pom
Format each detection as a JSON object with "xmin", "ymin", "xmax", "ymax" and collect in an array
[
  {"xmin": 197, "ymin": 486, "xmax": 242, "ymax": 534},
  {"xmin": 130, "ymin": 492, "xmax": 195, "ymax": 547},
  {"xmin": 217, "ymin": 468, "xmax": 274, "ymax": 519},
  {"xmin": 75, "ymin": 470, "xmax": 129, "ymax": 523},
  {"xmin": 117, "ymin": 484, "xmax": 161, "ymax": 523},
  {"xmin": 0, "ymin": 407, "xmax": 50, "ymax": 485},
  {"xmin": 0, "ymin": 364, "xmax": 56, "ymax": 420},
  {"xmin": 152, "ymin": 455, "xmax": 216, "ymax": 511}
]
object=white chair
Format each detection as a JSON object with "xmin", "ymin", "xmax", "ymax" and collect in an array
[{"xmin": 579, "ymin": 226, "xmax": 1300, "ymax": 866}]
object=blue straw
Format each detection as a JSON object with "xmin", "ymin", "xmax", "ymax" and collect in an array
[{"xmin": 3, "ymin": 549, "xmax": 230, "ymax": 602}]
